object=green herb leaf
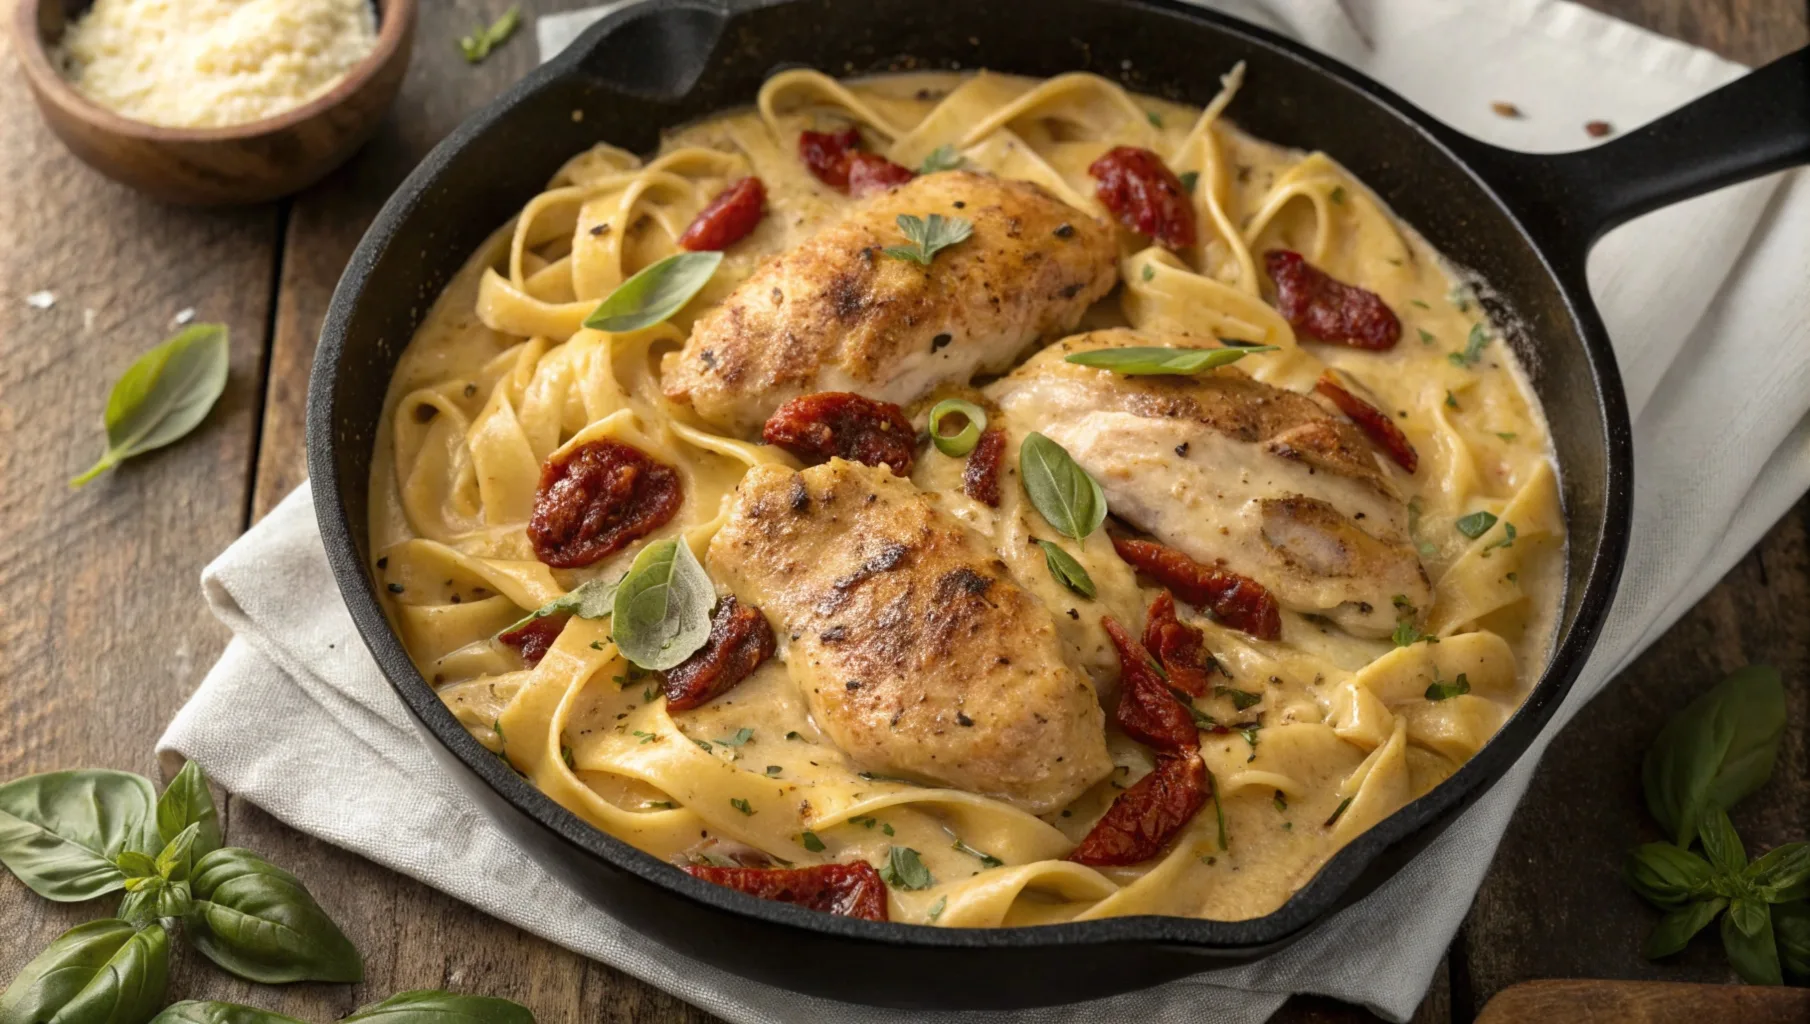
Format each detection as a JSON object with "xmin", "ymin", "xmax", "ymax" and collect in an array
[
  {"xmin": 1019, "ymin": 432, "xmax": 1107, "ymax": 540},
  {"xmin": 1449, "ymin": 322, "xmax": 1490, "ymax": 366},
  {"xmin": 800, "ymin": 831, "xmax": 825, "ymax": 853},
  {"xmin": 1774, "ymin": 901, "xmax": 1810, "ymax": 978},
  {"xmin": 1454, "ymin": 511, "xmax": 1499, "ymax": 539},
  {"xmin": 927, "ymin": 895, "xmax": 948, "ymax": 923},
  {"xmin": 729, "ymin": 797, "xmax": 754, "ymax": 816},
  {"xmin": 155, "ymin": 821, "xmax": 203, "ymax": 883},
  {"xmin": 151, "ymin": 1002, "xmax": 311, "ymax": 1024},
  {"xmin": 1177, "ymin": 170, "xmax": 1199, "ymax": 193},
  {"xmin": 1064, "ymin": 345, "xmax": 1277, "ymax": 376},
  {"xmin": 0, "ymin": 918, "xmax": 162, "ymax": 1024},
  {"xmin": 716, "ymin": 728, "xmax": 754, "ymax": 747},
  {"xmin": 1216, "ymin": 686, "xmax": 1262, "ymax": 711},
  {"xmin": 927, "ymin": 399, "xmax": 987, "ymax": 457},
  {"xmin": 1721, "ymin": 903, "xmax": 1783, "ymax": 985},
  {"xmin": 1643, "ymin": 897, "xmax": 1726, "ymax": 958},
  {"xmin": 583, "ymin": 251, "xmax": 722, "ymax": 333},
  {"xmin": 1391, "ymin": 622, "xmax": 1426, "ymax": 647},
  {"xmin": 611, "ymin": 539, "xmax": 716, "ymax": 671},
  {"xmin": 1273, "ymin": 790, "xmax": 1288, "ymax": 813},
  {"xmin": 1417, "ymin": 328, "xmax": 1436, "ymax": 345},
  {"xmin": 499, "ymin": 575, "xmax": 622, "ymax": 636},
  {"xmin": 71, "ymin": 323, "xmax": 230, "ymax": 487},
  {"xmin": 918, "ymin": 144, "xmax": 964, "ymax": 174},
  {"xmin": 1036, "ymin": 540, "xmax": 1096, "ymax": 599},
  {"xmin": 185, "ymin": 847, "xmax": 362, "ymax": 983},
  {"xmin": 1626, "ymin": 843, "xmax": 1716, "ymax": 908},
  {"xmin": 459, "ymin": 4, "xmax": 522, "ymax": 64},
  {"xmin": 1643, "ymin": 665, "xmax": 1786, "ymax": 848},
  {"xmin": 878, "ymin": 846, "xmax": 935, "ymax": 890},
  {"xmin": 0, "ymin": 769, "xmax": 157, "ymax": 901},
  {"xmin": 882, "ymin": 214, "xmax": 973, "ymax": 266},
  {"xmin": 951, "ymin": 838, "xmax": 1003, "ymax": 869},
  {"xmin": 1747, "ymin": 842, "xmax": 1810, "ymax": 902},
  {"xmin": 1425, "ymin": 673, "xmax": 1471, "ymax": 701},
  {"xmin": 1208, "ymin": 768, "xmax": 1228, "ymax": 850},
  {"xmin": 1487, "ymin": 521, "xmax": 1518, "ymax": 551},
  {"xmin": 1329, "ymin": 186, "xmax": 1346, "ymax": 203},
  {"xmin": 342, "ymin": 990, "xmax": 537, "ymax": 1023},
  {"xmin": 115, "ymin": 848, "xmax": 159, "ymax": 880},
  {"xmin": 157, "ymin": 760, "xmax": 222, "ymax": 866},
  {"xmin": 1698, "ymin": 805, "xmax": 1749, "ymax": 877}
]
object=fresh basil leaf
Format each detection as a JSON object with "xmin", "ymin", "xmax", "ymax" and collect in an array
[
  {"xmin": 342, "ymin": 990, "xmax": 537, "ymax": 1023},
  {"xmin": 1625, "ymin": 843, "xmax": 1716, "ymax": 908},
  {"xmin": 156, "ymin": 760, "xmax": 222, "ymax": 862},
  {"xmin": 151, "ymin": 1002, "xmax": 310, "ymax": 1024},
  {"xmin": 1035, "ymin": 540, "xmax": 1096, "ymax": 598},
  {"xmin": 459, "ymin": 4, "xmax": 522, "ymax": 64},
  {"xmin": 1063, "ymin": 345, "xmax": 1278, "ymax": 376},
  {"xmin": 71, "ymin": 324, "xmax": 230, "ymax": 488},
  {"xmin": 882, "ymin": 214, "xmax": 973, "ymax": 266},
  {"xmin": 1774, "ymin": 901, "xmax": 1810, "ymax": 978},
  {"xmin": 1747, "ymin": 842, "xmax": 1810, "ymax": 901},
  {"xmin": 185, "ymin": 846, "xmax": 363, "ymax": 983},
  {"xmin": 611, "ymin": 539, "xmax": 715, "ymax": 671},
  {"xmin": 1643, "ymin": 665, "xmax": 1786, "ymax": 848},
  {"xmin": 0, "ymin": 918, "xmax": 138, "ymax": 1024},
  {"xmin": 1698, "ymin": 806, "xmax": 1748, "ymax": 877},
  {"xmin": 499, "ymin": 575, "xmax": 622, "ymax": 636},
  {"xmin": 583, "ymin": 251, "xmax": 722, "ymax": 333},
  {"xmin": 878, "ymin": 846, "xmax": 934, "ymax": 890},
  {"xmin": 1642, "ymin": 897, "xmax": 1725, "ymax": 959},
  {"xmin": 118, "ymin": 884, "xmax": 159, "ymax": 928},
  {"xmin": 1019, "ymin": 432, "xmax": 1107, "ymax": 540},
  {"xmin": 156, "ymin": 879, "xmax": 194, "ymax": 920},
  {"xmin": 1424, "ymin": 673, "xmax": 1471, "ymax": 701},
  {"xmin": 0, "ymin": 769, "xmax": 157, "ymax": 901},
  {"xmin": 33, "ymin": 922, "xmax": 170, "ymax": 1024},
  {"xmin": 927, "ymin": 399, "xmax": 986, "ymax": 457},
  {"xmin": 1721, "ymin": 903, "xmax": 1783, "ymax": 985},
  {"xmin": 918, "ymin": 144, "xmax": 964, "ymax": 174},
  {"xmin": 1454, "ymin": 510, "xmax": 1498, "ymax": 539},
  {"xmin": 155, "ymin": 821, "xmax": 201, "ymax": 883},
  {"xmin": 115, "ymin": 850, "xmax": 159, "ymax": 880}
]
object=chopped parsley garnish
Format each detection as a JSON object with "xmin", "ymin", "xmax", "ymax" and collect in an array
[
  {"xmin": 644, "ymin": 800, "xmax": 675, "ymax": 810},
  {"xmin": 1330, "ymin": 186, "xmax": 1347, "ymax": 204},
  {"xmin": 1410, "ymin": 298, "xmax": 1430, "ymax": 309},
  {"xmin": 729, "ymin": 797, "xmax": 755, "ymax": 816},
  {"xmin": 1448, "ymin": 323, "xmax": 1490, "ymax": 367},
  {"xmin": 951, "ymin": 838, "xmax": 1004, "ymax": 869},
  {"xmin": 1239, "ymin": 727, "xmax": 1259, "ymax": 760},
  {"xmin": 633, "ymin": 730, "xmax": 659, "ymax": 744},
  {"xmin": 1178, "ymin": 170, "xmax": 1200, "ymax": 193},
  {"xmin": 561, "ymin": 744, "xmax": 575, "ymax": 770},
  {"xmin": 1141, "ymin": 264, "xmax": 1155, "ymax": 282},
  {"xmin": 881, "ymin": 822, "xmax": 895, "ymax": 837},
  {"xmin": 800, "ymin": 830, "xmax": 826, "ymax": 852},
  {"xmin": 692, "ymin": 738, "xmax": 712, "ymax": 752},
  {"xmin": 716, "ymin": 728, "xmax": 755, "ymax": 747},
  {"xmin": 1325, "ymin": 796, "xmax": 1353, "ymax": 827},
  {"xmin": 492, "ymin": 718, "xmax": 506, "ymax": 745},
  {"xmin": 1488, "ymin": 521, "xmax": 1518, "ymax": 551},
  {"xmin": 1273, "ymin": 790, "xmax": 1288, "ymax": 812},
  {"xmin": 1392, "ymin": 622, "xmax": 1427, "ymax": 648},
  {"xmin": 1425, "ymin": 673, "xmax": 1472, "ymax": 701},
  {"xmin": 1146, "ymin": 110, "xmax": 1163, "ymax": 128},
  {"xmin": 1208, "ymin": 768, "xmax": 1228, "ymax": 850},
  {"xmin": 883, "ymin": 213, "xmax": 973, "ymax": 265},
  {"xmin": 849, "ymin": 816, "xmax": 878, "ymax": 829},
  {"xmin": 1393, "ymin": 594, "xmax": 1416, "ymax": 615},
  {"xmin": 1216, "ymin": 686, "xmax": 1262, "ymax": 711},
  {"xmin": 927, "ymin": 895, "xmax": 948, "ymax": 922},
  {"xmin": 878, "ymin": 846, "xmax": 935, "ymax": 890},
  {"xmin": 917, "ymin": 144, "xmax": 963, "ymax": 174},
  {"xmin": 1173, "ymin": 689, "xmax": 1218, "ymax": 730},
  {"xmin": 1455, "ymin": 510, "xmax": 1500, "ymax": 539},
  {"xmin": 1417, "ymin": 328, "xmax": 1436, "ymax": 345}
]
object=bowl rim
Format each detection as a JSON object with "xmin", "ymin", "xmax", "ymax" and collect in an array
[
  {"xmin": 307, "ymin": 0, "xmax": 1633, "ymax": 956},
  {"xmin": 11, "ymin": 0, "xmax": 418, "ymax": 142}
]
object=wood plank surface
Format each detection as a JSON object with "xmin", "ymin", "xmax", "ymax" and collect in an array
[{"xmin": 1, "ymin": 2, "xmax": 1804, "ymax": 1023}]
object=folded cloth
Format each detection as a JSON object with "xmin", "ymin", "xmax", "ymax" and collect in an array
[{"xmin": 161, "ymin": 1, "xmax": 1810, "ymax": 1020}]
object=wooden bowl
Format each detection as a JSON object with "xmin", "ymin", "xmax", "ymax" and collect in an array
[{"xmin": 11, "ymin": 0, "xmax": 417, "ymax": 205}]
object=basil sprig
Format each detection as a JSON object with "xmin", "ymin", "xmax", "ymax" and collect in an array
[
  {"xmin": 71, "ymin": 324, "xmax": 231, "ymax": 488},
  {"xmin": 0, "ymin": 769, "xmax": 159, "ymax": 900},
  {"xmin": 1622, "ymin": 665, "xmax": 1806, "ymax": 984},
  {"xmin": 927, "ymin": 399, "xmax": 986, "ymax": 457},
  {"xmin": 0, "ymin": 919, "xmax": 168, "ymax": 1024},
  {"xmin": 611, "ymin": 539, "xmax": 715, "ymax": 671},
  {"xmin": 883, "ymin": 214, "xmax": 973, "ymax": 266},
  {"xmin": 152, "ymin": 991, "xmax": 535, "ymax": 1024},
  {"xmin": 583, "ymin": 251, "xmax": 722, "ymax": 333},
  {"xmin": 1036, "ymin": 540, "xmax": 1096, "ymax": 599},
  {"xmin": 1018, "ymin": 432, "xmax": 1107, "ymax": 540},
  {"xmin": 499, "ymin": 575, "xmax": 622, "ymax": 636},
  {"xmin": 1063, "ymin": 344, "xmax": 1278, "ymax": 376}
]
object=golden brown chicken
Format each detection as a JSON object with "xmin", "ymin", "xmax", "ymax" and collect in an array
[
  {"xmin": 987, "ymin": 328, "xmax": 1430, "ymax": 637},
  {"xmin": 663, "ymin": 171, "xmax": 1117, "ymax": 435},
  {"xmin": 706, "ymin": 459, "xmax": 1114, "ymax": 814}
]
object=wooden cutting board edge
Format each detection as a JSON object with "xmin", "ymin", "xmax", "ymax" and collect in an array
[{"xmin": 1475, "ymin": 979, "xmax": 1810, "ymax": 1023}]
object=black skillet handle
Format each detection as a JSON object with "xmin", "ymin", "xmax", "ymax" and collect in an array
[
  {"xmin": 1447, "ymin": 45, "xmax": 1809, "ymax": 270},
  {"xmin": 555, "ymin": 0, "xmax": 734, "ymax": 99}
]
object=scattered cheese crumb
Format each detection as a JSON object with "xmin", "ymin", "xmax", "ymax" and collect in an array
[
  {"xmin": 174, "ymin": 307, "xmax": 197, "ymax": 325},
  {"xmin": 26, "ymin": 291, "xmax": 56, "ymax": 309}
]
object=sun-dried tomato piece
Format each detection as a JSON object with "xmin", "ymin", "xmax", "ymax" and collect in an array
[
  {"xmin": 1102, "ymin": 615, "xmax": 1199, "ymax": 754},
  {"xmin": 845, "ymin": 152, "xmax": 916, "ymax": 198},
  {"xmin": 1068, "ymin": 753, "xmax": 1209, "ymax": 866},
  {"xmin": 685, "ymin": 862, "xmax": 890, "ymax": 921},
  {"xmin": 1264, "ymin": 250, "xmax": 1401, "ymax": 350},
  {"xmin": 799, "ymin": 128, "xmax": 862, "ymax": 190},
  {"xmin": 1112, "ymin": 537, "xmax": 1282, "ymax": 641},
  {"xmin": 498, "ymin": 614, "xmax": 568, "ymax": 667},
  {"xmin": 1088, "ymin": 146, "xmax": 1197, "ymax": 249},
  {"xmin": 529, "ymin": 440, "xmax": 684, "ymax": 569},
  {"xmin": 762, "ymin": 392, "xmax": 917, "ymax": 476},
  {"xmin": 961, "ymin": 427, "xmax": 1006, "ymax": 507},
  {"xmin": 1315, "ymin": 372, "xmax": 1418, "ymax": 473},
  {"xmin": 662, "ymin": 596, "xmax": 776, "ymax": 711},
  {"xmin": 678, "ymin": 177, "xmax": 767, "ymax": 251},
  {"xmin": 1143, "ymin": 591, "xmax": 1213, "ymax": 697}
]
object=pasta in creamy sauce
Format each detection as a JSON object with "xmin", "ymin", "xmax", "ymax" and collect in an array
[{"xmin": 369, "ymin": 68, "xmax": 1564, "ymax": 925}]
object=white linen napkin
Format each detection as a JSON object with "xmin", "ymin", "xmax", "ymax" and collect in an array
[{"xmin": 160, "ymin": 1, "xmax": 1810, "ymax": 1020}]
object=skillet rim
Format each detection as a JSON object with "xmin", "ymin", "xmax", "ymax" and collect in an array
[{"xmin": 306, "ymin": 0, "xmax": 1634, "ymax": 955}]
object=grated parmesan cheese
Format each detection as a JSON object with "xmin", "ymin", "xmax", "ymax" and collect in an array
[{"xmin": 57, "ymin": 0, "xmax": 379, "ymax": 129}]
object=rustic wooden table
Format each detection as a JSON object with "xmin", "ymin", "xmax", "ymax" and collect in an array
[{"xmin": 2, "ymin": 2, "xmax": 1805, "ymax": 1020}]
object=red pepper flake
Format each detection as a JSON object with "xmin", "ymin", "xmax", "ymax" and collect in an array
[
  {"xmin": 1314, "ymin": 372, "xmax": 1419, "ymax": 473},
  {"xmin": 1102, "ymin": 615, "xmax": 1199, "ymax": 754},
  {"xmin": 797, "ymin": 128, "xmax": 915, "ymax": 197},
  {"xmin": 1264, "ymin": 249, "xmax": 1401, "ymax": 350},
  {"xmin": 1087, "ymin": 146, "xmax": 1197, "ymax": 248},
  {"xmin": 529, "ymin": 440, "xmax": 683, "ymax": 568},
  {"xmin": 498, "ymin": 614, "xmax": 568, "ymax": 667},
  {"xmin": 678, "ymin": 177, "xmax": 766, "ymax": 251},
  {"xmin": 1068, "ymin": 753, "xmax": 1209, "ymax": 866},
  {"xmin": 1112, "ymin": 536, "xmax": 1282, "ymax": 641},
  {"xmin": 762, "ymin": 392, "xmax": 917, "ymax": 476},
  {"xmin": 961, "ymin": 427, "xmax": 1006, "ymax": 507},
  {"xmin": 1142, "ymin": 591, "xmax": 1211, "ymax": 697},
  {"xmin": 685, "ymin": 862, "xmax": 889, "ymax": 921},
  {"xmin": 662, "ymin": 596, "xmax": 776, "ymax": 711},
  {"xmin": 1585, "ymin": 120, "xmax": 1614, "ymax": 138}
]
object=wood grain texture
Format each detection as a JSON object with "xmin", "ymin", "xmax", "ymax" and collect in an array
[
  {"xmin": 1475, "ymin": 980, "xmax": 1810, "ymax": 1024},
  {"xmin": 1, "ymin": 2, "xmax": 1804, "ymax": 1023}
]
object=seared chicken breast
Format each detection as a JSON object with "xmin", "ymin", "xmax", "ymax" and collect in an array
[
  {"xmin": 707, "ymin": 459, "xmax": 1114, "ymax": 814},
  {"xmin": 664, "ymin": 171, "xmax": 1117, "ymax": 435},
  {"xmin": 988, "ymin": 328, "xmax": 1431, "ymax": 637}
]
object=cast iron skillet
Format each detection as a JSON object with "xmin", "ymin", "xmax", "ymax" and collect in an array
[{"xmin": 307, "ymin": 0, "xmax": 1810, "ymax": 1009}]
